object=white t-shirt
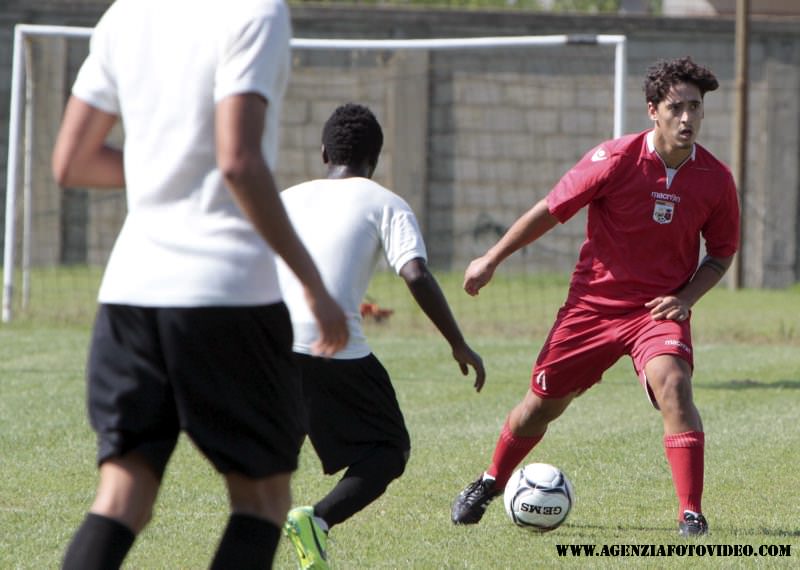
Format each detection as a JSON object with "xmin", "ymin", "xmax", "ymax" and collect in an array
[
  {"xmin": 277, "ymin": 178, "xmax": 428, "ymax": 359},
  {"xmin": 71, "ymin": 0, "xmax": 291, "ymax": 306}
]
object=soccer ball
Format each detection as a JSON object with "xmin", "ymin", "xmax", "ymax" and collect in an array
[{"xmin": 503, "ymin": 463, "xmax": 574, "ymax": 532}]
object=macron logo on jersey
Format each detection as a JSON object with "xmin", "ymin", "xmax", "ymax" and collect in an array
[
  {"xmin": 665, "ymin": 339, "xmax": 691, "ymax": 354},
  {"xmin": 590, "ymin": 147, "xmax": 608, "ymax": 162}
]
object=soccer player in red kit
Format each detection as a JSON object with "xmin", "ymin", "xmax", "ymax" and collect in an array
[{"xmin": 451, "ymin": 56, "xmax": 739, "ymax": 536}]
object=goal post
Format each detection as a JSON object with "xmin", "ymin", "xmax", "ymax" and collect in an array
[
  {"xmin": 3, "ymin": 23, "xmax": 627, "ymax": 327},
  {"xmin": 4, "ymin": 24, "xmax": 96, "ymax": 323},
  {"xmin": 291, "ymin": 34, "xmax": 627, "ymax": 139}
]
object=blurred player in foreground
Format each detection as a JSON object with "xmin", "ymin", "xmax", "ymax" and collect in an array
[
  {"xmin": 277, "ymin": 103, "xmax": 486, "ymax": 569},
  {"xmin": 450, "ymin": 56, "xmax": 739, "ymax": 537},
  {"xmin": 52, "ymin": 0, "xmax": 347, "ymax": 568}
]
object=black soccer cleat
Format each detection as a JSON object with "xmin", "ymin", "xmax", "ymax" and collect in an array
[
  {"xmin": 451, "ymin": 475, "xmax": 501, "ymax": 525},
  {"xmin": 678, "ymin": 510, "xmax": 709, "ymax": 537}
]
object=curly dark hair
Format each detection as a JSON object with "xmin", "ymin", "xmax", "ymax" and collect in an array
[
  {"xmin": 643, "ymin": 56, "xmax": 719, "ymax": 105},
  {"xmin": 322, "ymin": 103, "xmax": 383, "ymax": 168}
]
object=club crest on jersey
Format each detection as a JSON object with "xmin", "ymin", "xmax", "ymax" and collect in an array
[{"xmin": 652, "ymin": 200, "xmax": 674, "ymax": 224}]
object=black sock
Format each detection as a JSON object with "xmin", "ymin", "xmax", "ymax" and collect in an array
[
  {"xmin": 61, "ymin": 513, "xmax": 136, "ymax": 570},
  {"xmin": 315, "ymin": 446, "xmax": 407, "ymax": 527},
  {"xmin": 210, "ymin": 513, "xmax": 280, "ymax": 570}
]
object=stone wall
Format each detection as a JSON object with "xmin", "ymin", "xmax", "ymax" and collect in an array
[{"xmin": 1, "ymin": 3, "xmax": 798, "ymax": 286}]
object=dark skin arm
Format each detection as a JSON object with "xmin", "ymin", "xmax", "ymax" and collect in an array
[
  {"xmin": 323, "ymin": 155, "xmax": 484, "ymax": 389},
  {"xmin": 399, "ymin": 258, "xmax": 486, "ymax": 392}
]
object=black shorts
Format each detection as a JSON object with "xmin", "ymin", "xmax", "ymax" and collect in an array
[
  {"xmin": 87, "ymin": 303, "xmax": 305, "ymax": 479},
  {"xmin": 295, "ymin": 353, "xmax": 410, "ymax": 474}
]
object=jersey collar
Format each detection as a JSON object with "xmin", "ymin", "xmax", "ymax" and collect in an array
[{"xmin": 646, "ymin": 129, "xmax": 696, "ymax": 164}]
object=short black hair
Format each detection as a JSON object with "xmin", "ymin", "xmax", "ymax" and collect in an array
[
  {"xmin": 643, "ymin": 56, "xmax": 719, "ymax": 105},
  {"xmin": 322, "ymin": 103, "xmax": 383, "ymax": 168}
]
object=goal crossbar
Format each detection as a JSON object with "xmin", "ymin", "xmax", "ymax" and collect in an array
[{"xmin": 3, "ymin": 23, "xmax": 627, "ymax": 322}]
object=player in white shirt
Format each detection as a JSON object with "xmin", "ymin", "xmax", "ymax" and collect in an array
[
  {"xmin": 52, "ymin": 1, "xmax": 347, "ymax": 568},
  {"xmin": 277, "ymin": 103, "xmax": 485, "ymax": 569}
]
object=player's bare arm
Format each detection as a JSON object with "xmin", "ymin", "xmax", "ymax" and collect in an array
[
  {"xmin": 646, "ymin": 254, "xmax": 734, "ymax": 321},
  {"xmin": 52, "ymin": 96, "xmax": 124, "ymax": 188},
  {"xmin": 464, "ymin": 197, "xmax": 559, "ymax": 296},
  {"xmin": 216, "ymin": 93, "xmax": 348, "ymax": 356},
  {"xmin": 400, "ymin": 258, "xmax": 486, "ymax": 392}
]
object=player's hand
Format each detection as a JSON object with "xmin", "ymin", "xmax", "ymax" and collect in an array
[
  {"xmin": 306, "ymin": 290, "xmax": 349, "ymax": 357},
  {"xmin": 463, "ymin": 256, "xmax": 497, "ymax": 296},
  {"xmin": 645, "ymin": 295, "xmax": 691, "ymax": 322},
  {"xmin": 452, "ymin": 343, "xmax": 486, "ymax": 392}
]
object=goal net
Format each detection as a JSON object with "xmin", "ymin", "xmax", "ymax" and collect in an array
[{"xmin": 3, "ymin": 24, "xmax": 626, "ymax": 336}]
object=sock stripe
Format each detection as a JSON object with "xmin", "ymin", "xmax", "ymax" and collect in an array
[{"xmin": 664, "ymin": 430, "xmax": 704, "ymax": 448}]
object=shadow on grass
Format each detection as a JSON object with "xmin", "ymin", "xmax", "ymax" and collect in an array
[
  {"xmin": 568, "ymin": 523, "xmax": 800, "ymax": 538},
  {"xmin": 697, "ymin": 379, "xmax": 800, "ymax": 390},
  {"xmin": 565, "ymin": 522, "xmax": 675, "ymax": 533},
  {"xmin": 760, "ymin": 528, "xmax": 800, "ymax": 538}
]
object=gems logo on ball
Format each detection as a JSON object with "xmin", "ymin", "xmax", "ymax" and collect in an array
[{"xmin": 503, "ymin": 463, "xmax": 574, "ymax": 532}]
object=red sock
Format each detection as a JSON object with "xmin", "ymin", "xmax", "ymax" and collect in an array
[
  {"xmin": 664, "ymin": 431, "xmax": 704, "ymax": 519},
  {"xmin": 486, "ymin": 420, "xmax": 543, "ymax": 489}
]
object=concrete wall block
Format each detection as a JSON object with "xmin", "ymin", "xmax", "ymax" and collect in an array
[
  {"xmin": 280, "ymin": 125, "xmax": 314, "ymax": 150},
  {"xmin": 525, "ymin": 109, "xmax": 559, "ymax": 135},
  {"xmin": 542, "ymin": 135, "xmax": 577, "ymax": 161},
  {"xmin": 450, "ymin": 158, "xmax": 481, "ymax": 183},
  {"xmin": 480, "ymin": 160, "xmax": 519, "ymax": 184},
  {"xmin": 430, "ymin": 81, "xmax": 455, "ymax": 106},
  {"xmin": 429, "ymin": 106, "xmax": 456, "ymax": 132},
  {"xmin": 505, "ymin": 82, "xmax": 553, "ymax": 107},
  {"xmin": 427, "ymin": 183, "xmax": 455, "ymax": 208},
  {"xmin": 576, "ymin": 87, "xmax": 614, "ymax": 110},
  {"xmin": 539, "ymin": 84, "xmax": 576, "ymax": 109},
  {"xmin": 279, "ymin": 149, "xmax": 306, "ymax": 177},
  {"xmin": 282, "ymin": 100, "xmax": 309, "ymax": 125},
  {"xmin": 453, "ymin": 80, "xmax": 504, "ymax": 106},
  {"xmin": 429, "ymin": 133, "xmax": 456, "ymax": 158},
  {"xmin": 452, "ymin": 106, "xmax": 529, "ymax": 133},
  {"xmin": 456, "ymin": 183, "xmax": 497, "ymax": 208},
  {"xmin": 559, "ymin": 109, "xmax": 597, "ymax": 135},
  {"xmin": 1, "ymin": 6, "xmax": 798, "ymax": 285},
  {"xmin": 519, "ymin": 161, "xmax": 559, "ymax": 190}
]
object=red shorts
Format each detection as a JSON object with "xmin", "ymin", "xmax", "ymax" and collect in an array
[{"xmin": 530, "ymin": 303, "xmax": 693, "ymax": 406}]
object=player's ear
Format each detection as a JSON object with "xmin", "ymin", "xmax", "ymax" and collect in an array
[
  {"xmin": 321, "ymin": 144, "xmax": 329, "ymax": 165},
  {"xmin": 647, "ymin": 101, "xmax": 658, "ymax": 121}
]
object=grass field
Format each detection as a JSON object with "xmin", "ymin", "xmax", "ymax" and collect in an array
[{"xmin": 1, "ymin": 273, "xmax": 798, "ymax": 568}]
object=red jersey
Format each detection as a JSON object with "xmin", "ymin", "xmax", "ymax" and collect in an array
[{"xmin": 547, "ymin": 129, "xmax": 740, "ymax": 312}]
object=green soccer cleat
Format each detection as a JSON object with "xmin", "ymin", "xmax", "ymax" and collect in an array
[{"xmin": 284, "ymin": 506, "xmax": 330, "ymax": 570}]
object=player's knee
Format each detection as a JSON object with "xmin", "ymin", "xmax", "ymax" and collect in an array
[
  {"xmin": 516, "ymin": 390, "xmax": 571, "ymax": 432},
  {"xmin": 370, "ymin": 445, "xmax": 408, "ymax": 482},
  {"xmin": 348, "ymin": 445, "xmax": 408, "ymax": 490},
  {"xmin": 133, "ymin": 506, "xmax": 155, "ymax": 534},
  {"xmin": 91, "ymin": 498, "xmax": 154, "ymax": 535},
  {"xmin": 654, "ymin": 371, "xmax": 693, "ymax": 409},
  {"xmin": 225, "ymin": 471, "xmax": 292, "ymax": 525}
]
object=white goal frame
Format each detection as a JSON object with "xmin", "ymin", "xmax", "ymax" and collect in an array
[{"xmin": 3, "ymin": 23, "xmax": 627, "ymax": 322}]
